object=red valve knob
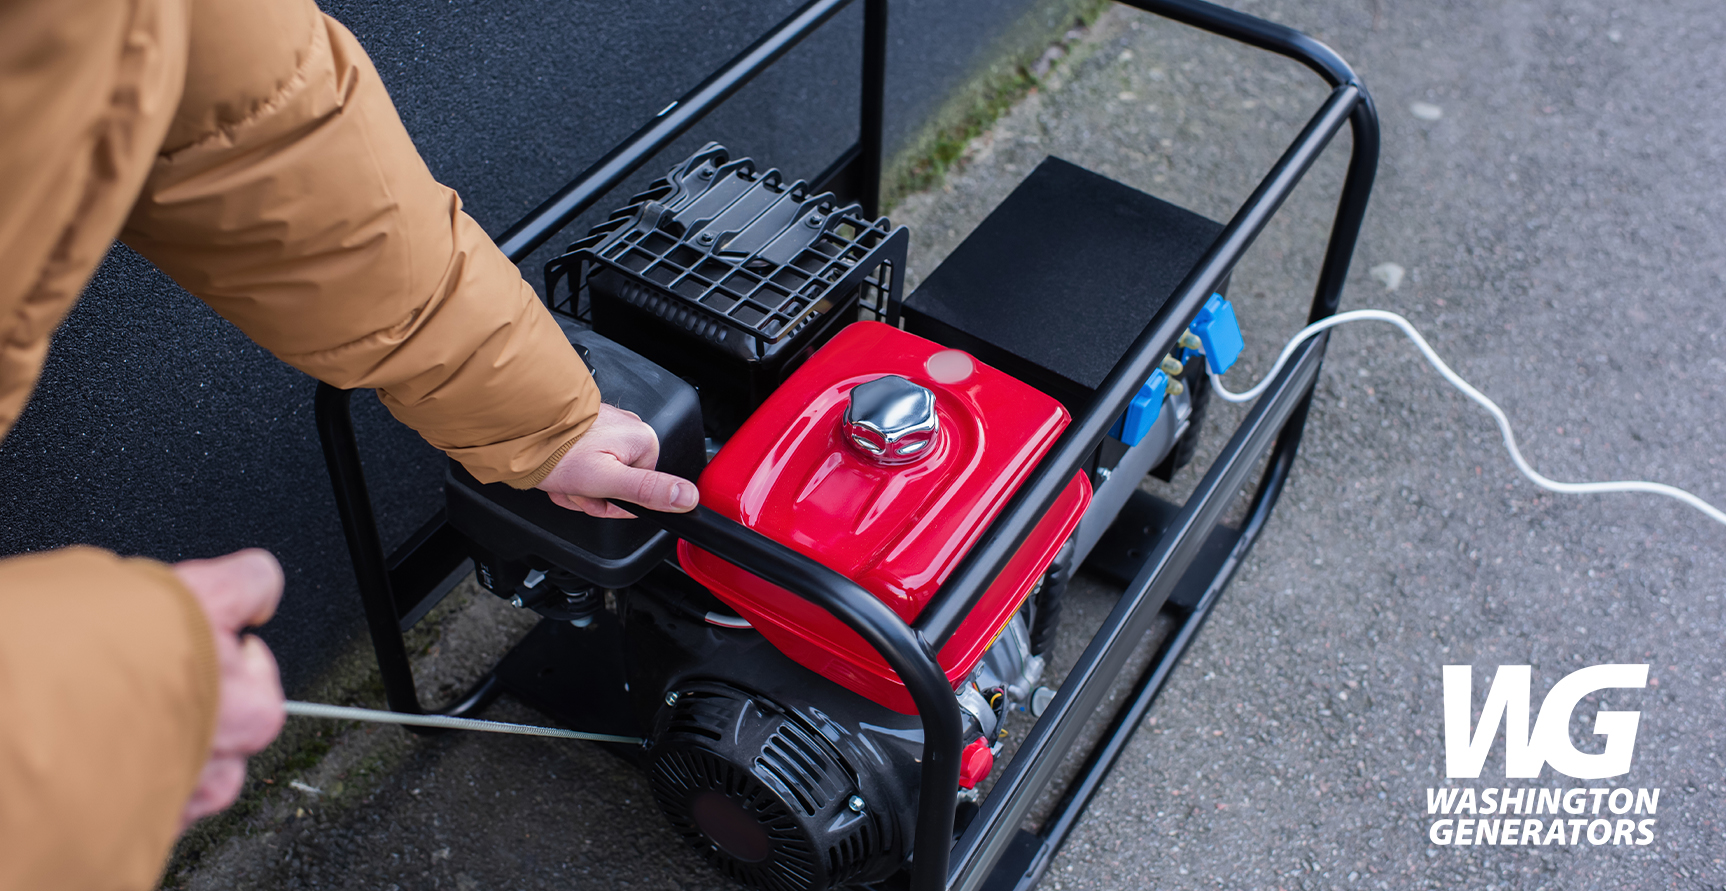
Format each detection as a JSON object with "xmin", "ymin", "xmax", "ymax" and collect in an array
[{"xmin": 958, "ymin": 737, "xmax": 995, "ymax": 790}]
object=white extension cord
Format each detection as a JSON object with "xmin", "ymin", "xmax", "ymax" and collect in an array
[{"xmin": 1206, "ymin": 308, "xmax": 1726, "ymax": 528}]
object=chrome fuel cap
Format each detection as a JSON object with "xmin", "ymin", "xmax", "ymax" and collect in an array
[{"xmin": 843, "ymin": 375, "xmax": 939, "ymax": 464}]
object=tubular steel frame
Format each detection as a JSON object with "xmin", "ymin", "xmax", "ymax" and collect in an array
[{"xmin": 312, "ymin": 1, "xmax": 1379, "ymax": 888}]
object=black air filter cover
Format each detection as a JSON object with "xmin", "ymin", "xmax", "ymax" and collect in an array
[
  {"xmin": 649, "ymin": 684, "xmax": 898, "ymax": 891},
  {"xmin": 443, "ymin": 322, "xmax": 702, "ymax": 590}
]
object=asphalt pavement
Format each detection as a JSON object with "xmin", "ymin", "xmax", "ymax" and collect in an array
[{"xmin": 171, "ymin": 2, "xmax": 1725, "ymax": 889}]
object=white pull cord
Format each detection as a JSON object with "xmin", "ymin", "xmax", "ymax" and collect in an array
[
  {"xmin": 1207, "ymin": 308, "xmax": 1726, "ymax": 528},
  {"xmin": 283, "ymin": 700, "xmax": 643, "ymax": 745}
]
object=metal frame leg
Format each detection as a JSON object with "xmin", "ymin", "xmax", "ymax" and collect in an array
[{"xmin": 314, "ymin": 383, "xmax": 501, "ymax": 721}]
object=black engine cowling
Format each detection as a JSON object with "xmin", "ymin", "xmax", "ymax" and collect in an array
[{"xmin": 649, "ymin": 684, "xmax": 897, "ymax": 891}]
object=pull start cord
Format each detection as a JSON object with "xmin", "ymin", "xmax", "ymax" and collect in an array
[
  {"xmin": 1208, "ymin": 308, "xmax": 1726, "ymax": 527},
  {"xmin": 283, "ymin": 700, "xmax": 643, "ymax": 745}
]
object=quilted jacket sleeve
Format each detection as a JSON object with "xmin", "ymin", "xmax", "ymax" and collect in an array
[
  {"xmin": 121, "ymin": 0, "xmax": 600, "ymax": 486},
  {"xmin": 0, "ymin": 549, "xmax": 220, "ymax": 891}
]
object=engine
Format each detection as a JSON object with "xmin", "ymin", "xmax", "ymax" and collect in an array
[
  {"xmin": 445, "ymin": 144, "xmax": 1217, "ymax": 891},
  {"xmin": 617, "ymin": 561, "xmax": 1049, "ymax": 891}
]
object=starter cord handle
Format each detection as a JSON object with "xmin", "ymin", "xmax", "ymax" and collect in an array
[
  {"xmin": 283, "ymin": 701, "xmax": 643, "ymax": 745},
  {"xmin": 1209, "ymin": 308, "xmax": 1726, "ymax": 527}
]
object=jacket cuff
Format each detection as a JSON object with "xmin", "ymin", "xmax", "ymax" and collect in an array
[
  {"xmin": 0, "ymin": 547, "xmax": 223, "ymax": 891},
  {"xmin": 503, "ymin": 421, "xmax": 590, "ymax": 490}
]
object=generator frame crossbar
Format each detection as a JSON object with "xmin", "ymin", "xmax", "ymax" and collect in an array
[{"xmin": 312, "ymin": 1, "xmax": 1378, "ymax": 889}]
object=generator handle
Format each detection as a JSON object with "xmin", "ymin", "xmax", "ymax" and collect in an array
[
  {"xmin": 626, "ymin": 503, "xmax": 964, "ymax": 891},
  {"xmin": 496, "ymin": 0, "xmax": 889, "ymax": 264}
]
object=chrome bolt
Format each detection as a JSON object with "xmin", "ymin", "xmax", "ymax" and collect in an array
[
  {"xmin": 696, "ymin": 232, "xmax": 715, "ymax": 244},
  {"xmin": 847, "ymin": 795, "xmax": 866, "ymax": 813},
  {"xmin": 509, "ymin": 594, "xmax": 525, "ymax": 608},
  {"xmin": 664, "ymin": 691, "xmax": 680, "ymax": 707}
]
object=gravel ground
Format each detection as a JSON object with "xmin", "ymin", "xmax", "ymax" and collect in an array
[{"xmin": 172, "ymin": 2, "xmax": 1725, "ymax": 889}]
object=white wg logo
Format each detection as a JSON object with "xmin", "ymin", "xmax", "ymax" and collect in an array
[
  {"xmin": 1444, "ymin": 664, "xmax": 1647, "ymax": 779},
  {"xmin": 1425, "ymin": 664, "xmax": 1659, "ymax": 848}
]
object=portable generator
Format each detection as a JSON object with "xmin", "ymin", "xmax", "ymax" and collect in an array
[
  {"xmin": 446, "ymin": 138, "xmax": 1222, "ymax": 888},
  {"xmin": 311, "ymin": 2, "xmax": 1378, "ymax": 889}
]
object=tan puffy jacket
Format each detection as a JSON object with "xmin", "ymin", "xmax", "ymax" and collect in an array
[{"xmin": 0, "ymin": 0, "xmax": 598, "ymax": 886}]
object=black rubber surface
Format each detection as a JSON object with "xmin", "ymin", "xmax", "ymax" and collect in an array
[{"xmin": 0, "ymin": 0, "xmax": 1073, "ymax": 691}]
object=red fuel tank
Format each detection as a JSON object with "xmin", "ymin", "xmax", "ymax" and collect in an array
[{"xmin": 679, "ymin": 322, "xmax": 1091, "ymax": 713}]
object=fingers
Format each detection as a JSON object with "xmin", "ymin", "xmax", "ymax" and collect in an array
[
  {"xmin": 549, "ymin": 491, "xmax": 637, "ymax": 519},
  {"xmin": 172, "ymin": 550, "xmax": 287, "ymax": 829},
  {"xmin": 537, "ymin": 403, "xmax": 698, "ymax": 515},
  {"xmin": 180, "ymin": 634, "xmax": 284, "ymax": 828},
  {"xmin": 604, "ymin": 404, "xmax": 660, "ymax": 470},
  {"xmin": 181, "ymin": 755, "xmax": 248, "ymax": 827},
  {"xmin": 577, "ymin": 458, "xmax": 700, "ymax": 513},
  {"xmin": 172, "ymin": 549, "xmax": 285, "ymax": 631},
  {"xmin": 209, "ymin": 635, "xmax": 285, "ymax": 756}
]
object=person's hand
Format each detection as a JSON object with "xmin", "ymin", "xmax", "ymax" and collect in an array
[
  {"xmin": 171, "ymin": 549, "xmax": 286, "ymax": 828},
  {"xmin": 537, "ymin": 403, "xmax": 699, "ymax": 518}
]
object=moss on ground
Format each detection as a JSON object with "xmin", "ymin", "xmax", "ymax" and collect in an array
[{"xmin": 882, "ymin": 0, "xmax": 1110, "ymax": 208}]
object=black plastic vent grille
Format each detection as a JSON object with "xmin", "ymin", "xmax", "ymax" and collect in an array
[
  {"xmin": 648, "ymin": 684, "xmax": 893, "ymax": 891},
  {"xmin": 663, "ymin": 690, "xmax": 730, "ymax": 741},
  {"xmin": 756, "ymin": 724, "xmax": 844, "ymax": 817},
  {"xmin": 826, "ymin": 819, "xmax": 877, "ymax": 882},
  {"xmin": 546, "ymin": 142, "xmax": 907, "ymax": 347},
  {"xmin": 653, "ymin": 748, "xmax": 819, "ymax": 891},
  {"xmin": 544, "ymin": 143, "xmax": 910, "ymax": 437},
  {"xmin": 585, "ymin": 206, "xmax": 885, "ymax": 343}
]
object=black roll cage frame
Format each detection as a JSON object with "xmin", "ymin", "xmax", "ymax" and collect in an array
[{"xmin": 313, "ymin": 2, "xmax": 1378, "ymax": 888}]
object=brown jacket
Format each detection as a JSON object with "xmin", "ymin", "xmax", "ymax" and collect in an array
[{"xmin": 0, "ymin": 0, "xmax": 598, "ymax": 886}]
